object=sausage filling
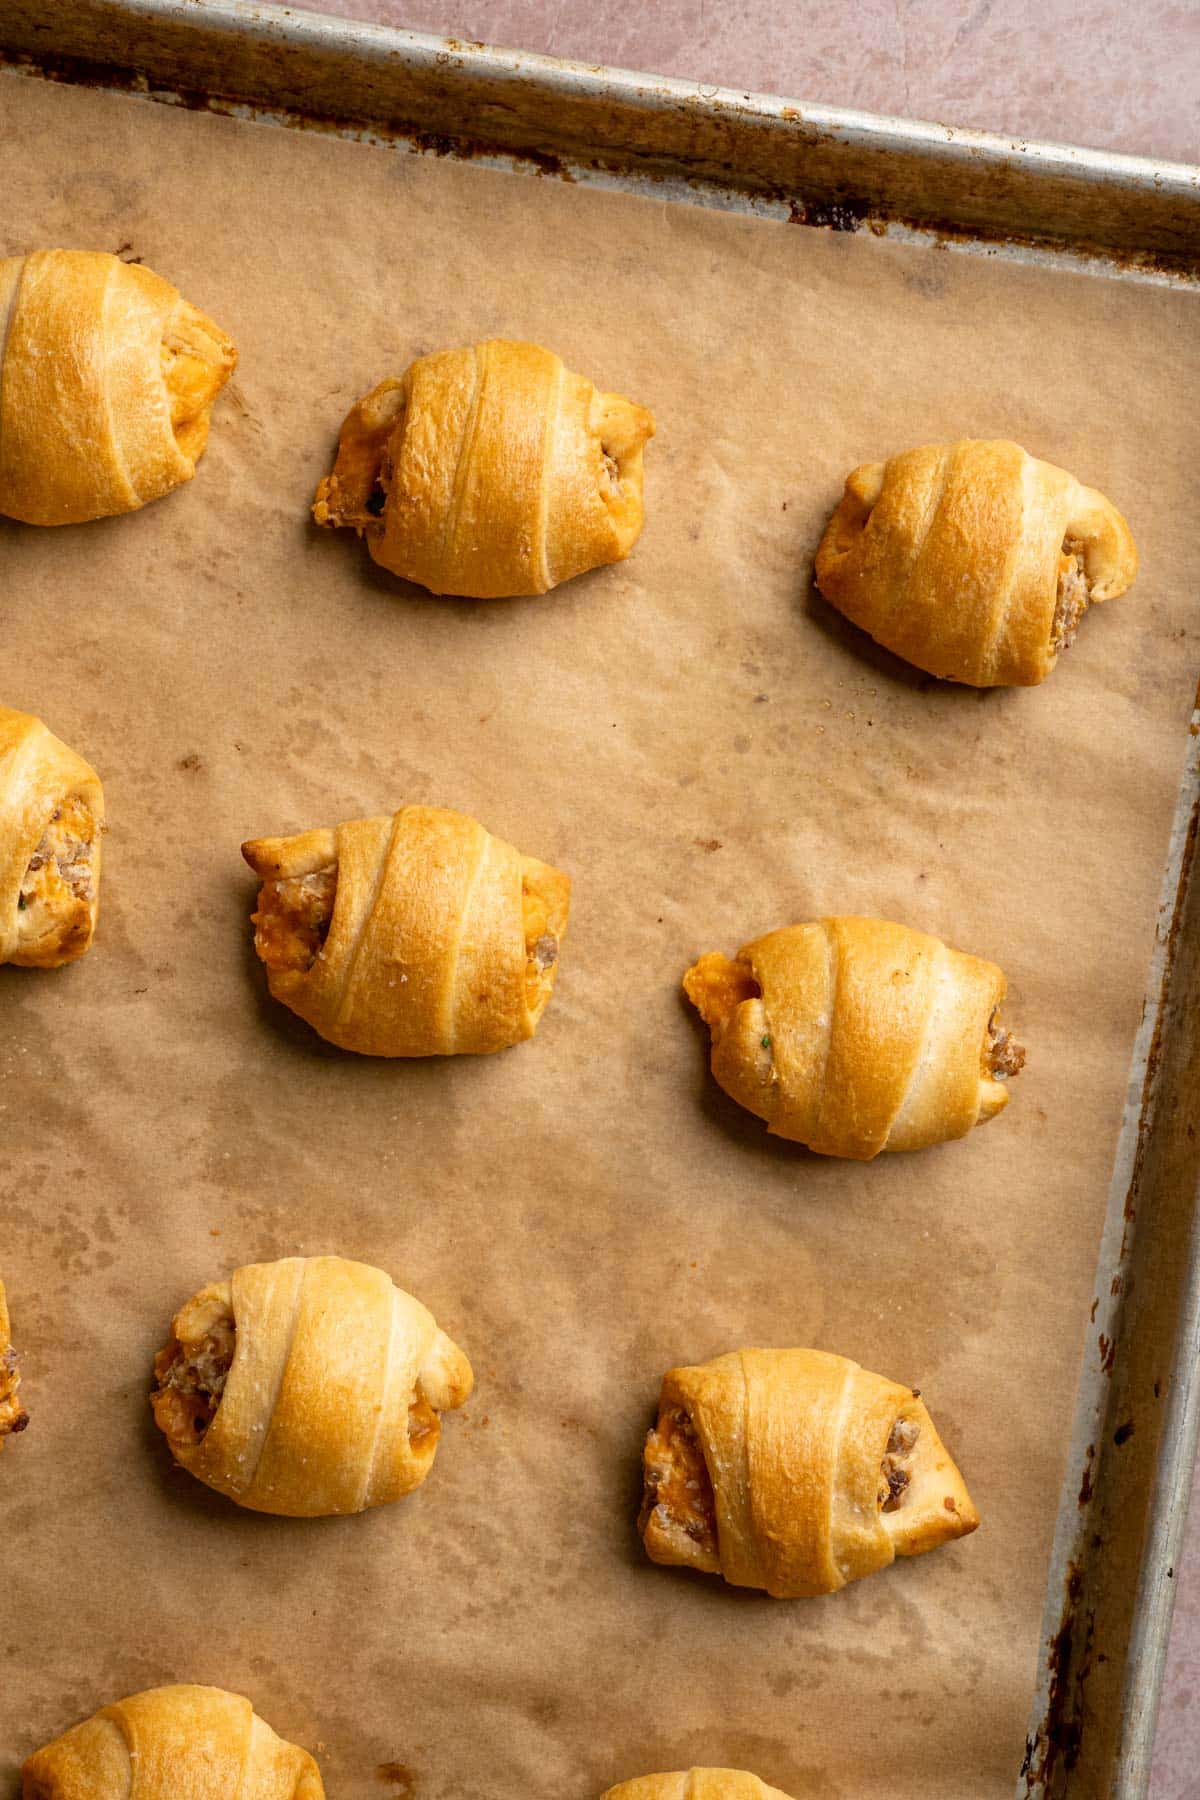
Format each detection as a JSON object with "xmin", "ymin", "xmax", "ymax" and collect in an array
[
  {"xmin": 14, "ymin": 795, "xmax": 98, "ymax": 966},
  {"xmin": 879, "ymin": 1416, "xmax": 920, "ymax": 1513},
  {"xmin": 987, "ymin": 1009, "xmax": 1026, "ymax": 1080},
  {"xmin": 639, "ymin": 1402, "xmax": 720, "ymax": 1571},
  {"xmin": 1053, "ymin": 537, "xmax": 1093, "ymax": 654},
  {"xmin": 0, "ymin": 1346, "xmax": 28, "ymax": 1443},
  {"xmin": 151, "ymin": 1286, "xmax": 237, "ymax": 1451},
  {"xmin": 252, "ymin": 867, "xmax": 339, "ymax": 975}
]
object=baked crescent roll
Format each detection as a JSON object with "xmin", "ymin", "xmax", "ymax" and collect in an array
[
  {"xmin": 814, "ymin": 438, "xmax": 1137, "ymax": 685},
  {"xmin": 684, "ymin": 916, "xmax": 1023, "ymax": 1158},
  {"xmin": 0, "ymin": 249, "xmax": 237, "ymax": 526},
  {"xmin": 639, "ymin": 1348, "xmax": 979, "ymax": 1598},
  {"xmin": 312, "ymin": 338, "xmax": 654, "ymax": 597},
  {"xmin": 0, "ymin": 1278, "xmax": 29, "ymax": 1448},
  {"xmin": 603, "ymin": 1773, "xmax": 795, "ymax": 1799},
  {"xmin": 0, "ymin": 704, "xmax": 104, "ymax": 969},
  {"xmin": 151, "ymin": 1255, "xmax": 473, "ymax": 1517},
  {"xmin": 243, "ymin": 803, "xmax": 570, "ymax": 1056},
  {"xmin": 22, "ymin": 1684, "xmax": 323, "ymax": 1798}
]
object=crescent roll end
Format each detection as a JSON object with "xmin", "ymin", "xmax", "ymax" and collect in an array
[
  {"xmin": 243, "ymin": 829, "xmax": 339, "ymax": 1005},
  {"xmin": 980, "ymin": 1000, "xmax": 1025, "ymax": 1123},
  {"xmin": 814, "ymin": 460, "xmax": 885, "ymax": 577},
  {"xmin": 1064, "ymin": 480, "xmax": 1139, "ymax": 606},
  {"xmin": 521, "ymin": 857, "xmax": 572, "ymax": 1030},
  {"xmin": 682, "ymin": 947, "xmax": 779, "ymax": 1136},
  {"xmin": 241, "ymin": 828, "xmax": 339, "ymax": 881},
  {"xmin": 590, "ymin": 386, "xmax": 656, "ymax": 563},
  {"xmin": 638, "ymin": 1387, "xmax": 722, "ymax": 1576},
  {"xmin": 0, "ymin": 1278, "xmax": 29, "ymax": 1448},
  {"xmin": 311, "ymin": 377, "xmax": 407, "ymax": 536},
  {"xmin": 418, "ymin": 1325, "xmax": 475, "ymax": 1413},
  {"xmin": 161, "ymin": 295, "xmax": 238, "ymax": 470},
  {"xmin": 150, "ymin": 1280, "xmax": 236, "ymax": 1457},
  {"xmin": 0, "ymin": 705, "xmax": 104, "ymax": 969},
  {"xmin": 883, "ymin": 1397, "xmax": 981, "ymax": 1557}
]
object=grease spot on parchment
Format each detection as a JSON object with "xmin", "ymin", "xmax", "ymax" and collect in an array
[{"xmin": 376, "ymin": 1766, "xmax": 416, "ymax": 1795}]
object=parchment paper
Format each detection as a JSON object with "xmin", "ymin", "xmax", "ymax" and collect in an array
[{"xmin": 0, "ymin": 68, "xmax": 1197, "ymax": 1800}]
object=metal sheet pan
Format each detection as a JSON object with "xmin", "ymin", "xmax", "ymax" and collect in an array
[{"xmin": 1, "ymin": 6, "xmax": 1197, "ymax": 1796}]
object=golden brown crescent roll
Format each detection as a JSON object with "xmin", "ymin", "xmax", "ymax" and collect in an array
[
  {"xmin": 243, "ymin": 803, "xmax": 570, "ymax": 1057},
  {"xmin": 312, "ymin": 338, "xmax": 654, "ymax": 596},
  {"xmin": 0, "ymin": 249, "xmax": 236, "ymax": 526},
  {"xmin": 22, "ymin": 1683, "xmax": 323, "ymax": 1798},
  {"xmin": 639, "ymin": 1348, "xmax": 979, "ymax": 1598},
  {"xmin": 684, "ymin": 915, "xmax": 1022, "ymax": 1158},
  {"xmin": 603, "ymin": 1774, "xmax": 795, "ymax": 1799},
  {"xmin": 0, "ymin": 1278, "xmax": 29, "ymax": 1447},
  {"xmin": 151, "ymin": 1255, "xmax": 472, "ymax": 1517},
  {"xmin": 814, "ymin": 438, "xmax": 1137, "ymax": 685},
  {"xmin": 0, "ymin": 704, "xmax": 104, "ymax": 969}
]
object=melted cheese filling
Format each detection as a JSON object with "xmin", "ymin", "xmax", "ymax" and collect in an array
[
  {"xmin": 682, "ymin": 952, "xmax": 761, "ymax": 1031},
  {"xmin": 639, "ymin": 1402, "xmax": 720, "ymax": 1568},
  {"xmin": 160, "ymin": 301, "xmax": 236, "ymax": 442}
]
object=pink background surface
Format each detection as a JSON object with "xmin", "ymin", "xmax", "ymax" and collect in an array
[{"xmin": 267, "ymin": 2, "xmax": 1200, "ymax": 1790}]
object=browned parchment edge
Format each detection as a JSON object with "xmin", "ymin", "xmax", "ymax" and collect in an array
[{"xmin": 1021, "ymin": 683, "xmax": 1200, "ymax": 1796}]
